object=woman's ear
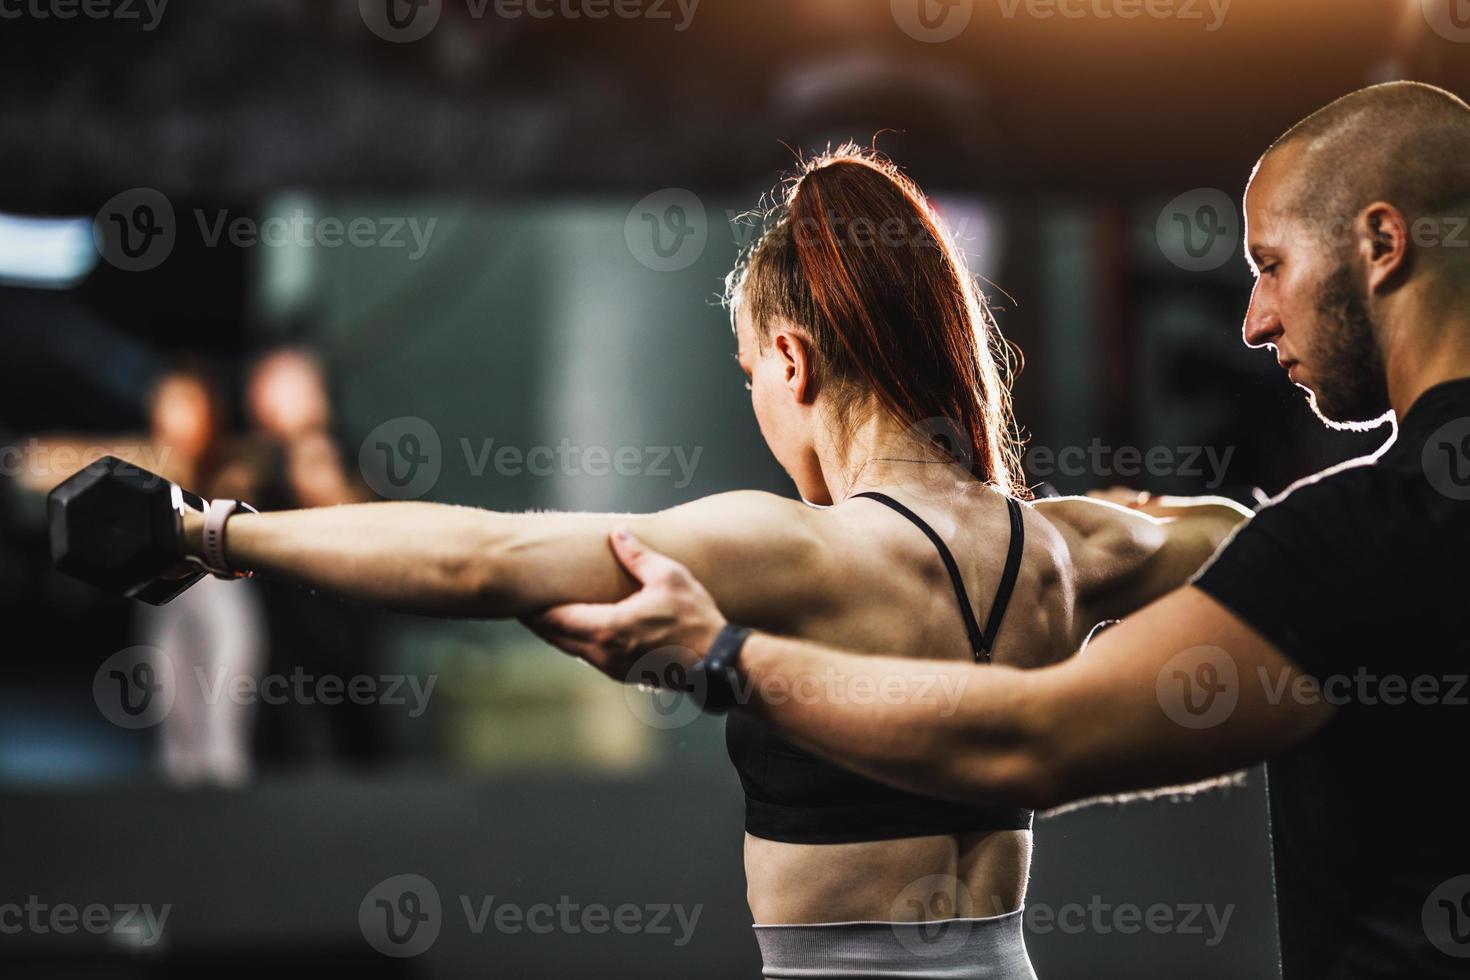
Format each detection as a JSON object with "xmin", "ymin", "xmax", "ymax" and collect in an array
[{"xmin": 773, "ymin": 330, "xmax": 816, "ymax": 404}]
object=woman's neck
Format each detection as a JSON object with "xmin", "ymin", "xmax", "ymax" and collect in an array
[{"xmin": 814, "ymin": 410, "xmax": 973, "ymax": 504}]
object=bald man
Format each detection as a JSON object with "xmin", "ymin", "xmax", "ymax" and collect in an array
[{"xmin": 530, "ymin": 82, "xmax": 1470, "ymax": 977}]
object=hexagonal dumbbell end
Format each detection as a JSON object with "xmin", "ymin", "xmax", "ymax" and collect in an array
[{"xmin": 48, "ymin": 455, "xmax": 206, "ymax": 605}]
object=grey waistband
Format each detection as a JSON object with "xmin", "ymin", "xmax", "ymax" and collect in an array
[{"xmin": 753, "ymin": 909, "xmax": 1037, "ymax": 979}]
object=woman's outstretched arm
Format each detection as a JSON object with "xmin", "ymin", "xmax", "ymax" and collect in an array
[{"xmin": 182, "ymin": 495, "xmax": 829, "ymax": 627}]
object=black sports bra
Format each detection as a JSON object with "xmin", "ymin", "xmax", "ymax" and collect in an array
[{"xmin": 725, "ymin": 491, "xmax": 1033, "ymax": 844}]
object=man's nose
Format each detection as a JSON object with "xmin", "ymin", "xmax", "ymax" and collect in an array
[{"xmin": 1242, "ymin": 290, "xmax": 1282, "ymax": 350}]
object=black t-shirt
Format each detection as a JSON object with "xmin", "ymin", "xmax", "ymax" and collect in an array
[{"xmin": 1194, "ymin": 377, "xmax": 1470, "ymax": 978}]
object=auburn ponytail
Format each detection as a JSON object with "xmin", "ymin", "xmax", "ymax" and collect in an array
[{"xmin": 728, "ymin": 145, "xmax": 1025, "ymax": 498}]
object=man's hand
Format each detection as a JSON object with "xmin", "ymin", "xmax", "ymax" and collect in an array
[
  {"xmin": 523, "ymin": 528, "xmax": 728, "ymax": 685},
  {"xmin": 1088, "ymin": 486, "xmax": 1156, "ymax": 510}
]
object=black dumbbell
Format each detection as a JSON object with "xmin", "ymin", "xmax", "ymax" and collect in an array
[{"xmin": 48, "ymin": 455, "xmax": 207, "ymax": 605}]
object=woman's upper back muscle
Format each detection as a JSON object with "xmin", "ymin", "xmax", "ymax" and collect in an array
[
  {"xmin": 629, "ymin": 486, "xmax": 1217, "ymax": 675},
  {"xmin": 637, "ymin": 487, "xmax": 1071, "ymax": 671}
]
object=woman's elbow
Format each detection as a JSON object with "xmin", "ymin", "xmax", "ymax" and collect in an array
[{"xmin": 435, "ymin": 525, "xmax": 518, "ymax": 615}]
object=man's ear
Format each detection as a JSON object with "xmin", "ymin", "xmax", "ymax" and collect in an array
[
  {"xmin": 772, "ymin": 330, "xmax": 815, "ymax": 404},
  {"xmin": 1359, "ymin": 201, "xmax": 1409, "ymax": 294}
]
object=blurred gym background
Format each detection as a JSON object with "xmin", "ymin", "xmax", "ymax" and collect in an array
[{"xmin": 1, "ymin": 1, "xmax": 1463, "ymax": 976}]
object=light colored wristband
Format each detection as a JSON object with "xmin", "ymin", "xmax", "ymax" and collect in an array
[{"xmin": 200, "ymin": 500, "xmax": 258, "ymax": 579}]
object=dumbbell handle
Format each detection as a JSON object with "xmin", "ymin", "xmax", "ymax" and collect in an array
[{"xmin": 133, "ymin": 485, "xmax": 212, "ymax": 605}]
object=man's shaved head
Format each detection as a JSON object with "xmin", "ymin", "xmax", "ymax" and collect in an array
[{"xmin": 1261, "ymin": 81, "xmax": 1470, "ymax": 273}]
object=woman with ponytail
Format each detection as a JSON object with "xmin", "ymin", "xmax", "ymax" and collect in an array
[{"xmin": 162, "ymin": 146, "xmax": 1248, "ymax": 977}]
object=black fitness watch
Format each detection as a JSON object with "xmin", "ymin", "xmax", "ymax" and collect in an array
[{"xmin": 692, "ymin": 624, "xmax": 752, "ymax": 715}]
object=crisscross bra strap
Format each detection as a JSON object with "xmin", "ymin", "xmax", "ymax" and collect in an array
[{"xmin": 852, "ymin": 491, "xmax": 1025, "ymax": 663}]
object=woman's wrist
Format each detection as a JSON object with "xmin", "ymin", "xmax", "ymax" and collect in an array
[{"xmin": 182, "ymin": 506, "xmax": 206, "ymax": 560}]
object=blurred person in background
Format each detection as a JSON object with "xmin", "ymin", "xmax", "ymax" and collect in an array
[
  {"xmin": 246, "ymin": 347, "xmax": 368, "ymax": 510},
  {"xmin": 243, "ymin": 346, "xmax": 389, "ymax": 767},
  {"xmin": 4, "ymin": 358, "xmax": 270, "ymax": 785},
  {"xmin": 13, "ymin": 347, "xmax": 389, "ymax": 776},
  {"xmin": 133, "ymin": 362, "xmax": 268, "ymax": 787}
]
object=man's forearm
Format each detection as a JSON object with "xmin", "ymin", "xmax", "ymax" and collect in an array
[
  {"xmin": 736, "ymin": 634, "xmax": 1056, "ymax": 807},
  {"xmin": 728, "ymin": 587, "xmax": 1330, "ymax": 816}
]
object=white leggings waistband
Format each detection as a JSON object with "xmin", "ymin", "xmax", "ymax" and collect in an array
[{"xmin": 753, "ymin": 909, "xmax": 1037, "ymax": 979}]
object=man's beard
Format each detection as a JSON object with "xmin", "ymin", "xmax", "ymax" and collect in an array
[{"xmin": 1305, "ymin": 261, "xmax": 1392, "ymax": 430}]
